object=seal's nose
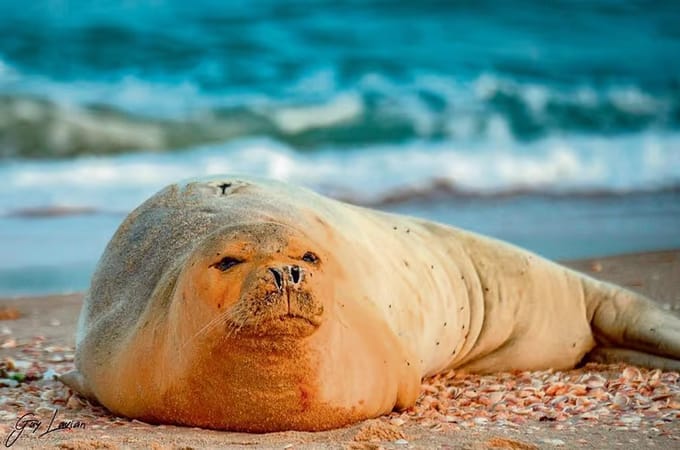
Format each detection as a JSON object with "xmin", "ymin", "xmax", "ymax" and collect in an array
[
  {"xmin": 289, "ymin": 265, "xmax": 302, "ymax": 284},
  {"xmin": 268, "ymin": 267, "xmax": 283, "ymax": 290}
]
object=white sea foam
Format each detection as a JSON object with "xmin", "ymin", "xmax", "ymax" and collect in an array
[
  {"xmin": 1, "ymin": 63, "xmax": 676, "ymax": 155},
  {"xmin": 608, "ymin": 86, "xmax": 664, "ymax": 114},
  {"xmin": 2, "ymin": 132, "xmax": 679, "ymax": 216},
  {"xmin": 273, "ymin": 93, "xmax": 363, "ymax": 133}
]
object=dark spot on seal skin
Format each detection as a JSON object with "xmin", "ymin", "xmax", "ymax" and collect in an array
[
  {"xmin": 431, "ymin": 265, "xmax": 434, "ymax": 269},
  {"xmin": 218, "ymin": 183, "xmax": 232, "ymax": 194},
  {"xmin": 462, "ymin": 324, "xmax": 466, "ymax": 330},
  {"xmin": 484, "ymin": 287, "xmax": 489, "ymax": 292},
  {"xmin": 217, "ymin": 303, "xmax": 222, "ymax": 309},
  {"xmin": 459, "ymin": 306, "xmax": 464, "ymax": 311},
  {"xmin": 452, "ymin": 349, "xmax": 456, "ymax": 355},
  {"xmin": 572, "ymin": 342, "xmax": 576, "ymax": 348},
  {"xmin": 444, "ymin": 322, "xmax": 447, "ymax": 327},
  {"xmin": 388, "ymin": 304, "xmax": 392, "ymax": 308},
  {"xmin": 406, "ymin": 228, "xmax": 410, "ymax": 233},
  {"xmin": 436, "ymin": 341, "xmax": 440, "ymax": 346},
  {"xmin": 393, "ymin": 226, "xmax": 397, "ymax": 230},
  {"xmin": 650, "ymin": 328, "xmax": 656, "ymax": 332},
  {"xmin": 403, "ymin": 260, "xmax": 409, "ymax": 267}
]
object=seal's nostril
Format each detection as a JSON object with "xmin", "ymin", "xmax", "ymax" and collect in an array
[
  {"xmin": 290, "ymin": 265, "xmax": 301, "ymax": 284},
  {"xmin": 217, "ymin": 182, "xmax": 232, "ymax": 195},
  {"xmin": 269, "ymin": 268, "xmax": 283, "ymax": 290}
]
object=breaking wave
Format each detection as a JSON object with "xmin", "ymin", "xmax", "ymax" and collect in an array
[
  {"xmin": 1, "ymin": 68, "xmax": 680, "ymax": 158},
  {"xmin": 2, "ymin": 133, "xmax": 679, "ymax": 216}
]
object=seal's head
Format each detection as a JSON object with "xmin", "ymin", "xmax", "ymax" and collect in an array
[
  {"xmin": 174, "ymin": 221, "xmax": 330, "ymax": 342},
  {"xmin": 95, "ymin": 205, "xmax": 420, "ymax": 432}
]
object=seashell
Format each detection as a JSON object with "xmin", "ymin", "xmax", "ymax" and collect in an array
[
  {"xmin": 421, "ymin": 384, "xmax": 438, "ymax": 394},
  {"xmin": 619, "ymin": 414, "xmax": 641, "ymax": 424},
  {"xmin": 622, "ymin": 366, "xmax": 642, "ymax": 381},
  {"xmin": 666, "ymin": 400, "xmax": 680, "ymax": 409},
  {"xmin": 583, "ymin": 374, "xmax": 607, "ymax": 388},
  {"xmin": 0, "ymin": 411, "xmax": 17, "ymax": 421},
  {"xmin": 610, "ymin": 392, "xmax": 627, "ymax": 408},
  {"xmin": 488, "ymin": 391, "xmax": 504, "ymax": 404},
  {"xmin": 545, "ymin": 383, "xmax": 567, "ymax": 396},
  {"xmin": 651, "ymin": 392, "xmax": 673, "ymax": 401},
  {"xmin": 390, "ymin": 418, "xmax": 405, "ymax": 426},
  {"xmin": 1, "ymin": 339, "xmax": 17, "ymax": 349},
  {"xmin": 569, "ymin": 384, "xmax": 588, "ymax": 396},
  {"xmin": 35, "ymin": 406, "xmax": 54, "ymax": 415}
]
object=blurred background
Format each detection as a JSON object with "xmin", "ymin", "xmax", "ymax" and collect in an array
[{"xmin": 1, "ymin": 0, "xmax": 679, "ymax": 296}]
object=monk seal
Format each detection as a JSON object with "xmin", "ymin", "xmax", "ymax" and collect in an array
[{"xmin": 61, "ymin": 176, "xmax": 680, "ymax": 432}]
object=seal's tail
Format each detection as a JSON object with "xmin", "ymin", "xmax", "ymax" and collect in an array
[{"xmin": 582, "ymin": 277, "xmax": 680, "ymax": 371}]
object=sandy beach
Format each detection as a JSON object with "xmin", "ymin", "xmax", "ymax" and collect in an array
[{"xmin": 0, "ymin": 250, "xmax": 678, "ymax": 449}]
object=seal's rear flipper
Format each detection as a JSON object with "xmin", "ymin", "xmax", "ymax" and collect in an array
[
  {"xmin": 58, "ymin": 370, "xmax": 98, "ymax": 402},
  {"xmin": 584, "ymin": 278, "xmax": 680, "ymax": 366}
]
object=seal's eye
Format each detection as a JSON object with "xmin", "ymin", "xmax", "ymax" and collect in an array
[
  {"xmin": 211, "ymin": 256, "xmax": 243, "ymax": 271},
  {"xmin": 302, "ymin": 251, "xmax": 319, "ymax": 264}
]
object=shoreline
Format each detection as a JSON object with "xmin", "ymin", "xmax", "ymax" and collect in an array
[
  {"xmin": 3, "ymin": 189, "xmax": 680, "ymax": 297},
  {"xmin": 0, "ymin": 249, "xmax": 679, "ymax": 449}
]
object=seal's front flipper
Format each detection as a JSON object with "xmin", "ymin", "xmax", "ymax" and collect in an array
[
  {"xmin": 58, "ymin": 370, "xmax": 98, "ymax": 402},
  {"xmin": 584, "ymin": 347, "xmax": 680, "ymax": 371},
  {"xmin": 584, "ymin": 279, "xmax": 680, "ymax": 366}
]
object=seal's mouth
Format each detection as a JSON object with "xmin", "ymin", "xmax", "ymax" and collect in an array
[{"xmin": 227, "ymin": 313, "xmax": 321, "ymax": 338}]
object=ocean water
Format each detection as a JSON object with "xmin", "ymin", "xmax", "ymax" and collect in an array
[{"xmin": 1, "ymin": 1, "xmax": 679, "ymax": 296}]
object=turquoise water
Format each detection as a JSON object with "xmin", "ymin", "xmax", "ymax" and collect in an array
[{"xmin": 0, "ymin": 1, "xmax": 679, "ymax": 295}]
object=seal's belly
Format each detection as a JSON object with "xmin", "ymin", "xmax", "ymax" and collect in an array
[
  {"xmin": 448, "ymin": 234, "xmax": 597, "ymax": 373},
  {"xmin": 372, "ymin": 218, "xmax": 598, "ymax": 375}
]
